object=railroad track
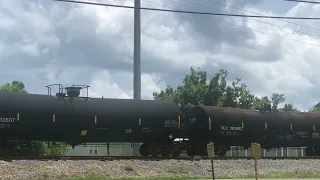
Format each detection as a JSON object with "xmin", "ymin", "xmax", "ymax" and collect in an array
[{"xmin": 1, "ymin": 156, "xmax": 320, "ymax": 161}]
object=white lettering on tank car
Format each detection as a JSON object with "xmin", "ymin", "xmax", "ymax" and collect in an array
[
  {"xmin": 164, "ymin": 119, "xmax": 177, "ymax": 127},
  {"xmin": 220, "ymin": 126, "xmax": 243, "ymax": 131},
  {"xmin": 141, "ymin": 127, "xmax": 152, "ymax": 133},
  {"xmin": 188, "ymin": 118, "xmax": 196, "ymax": 124},
  {"xmin": 220, "ymin": 125, "xmax": 243, "ymax": 136},
  {"xmin": 0, "ymin": 117, "xmax": 15, "ymax": 123},
  {"xmin": 125, "ymin": 129, "xmax": 132, "ymax": 133},
  {"xmin": 230, "ymin": 126, "xmax": 243, "ymax": 131}
]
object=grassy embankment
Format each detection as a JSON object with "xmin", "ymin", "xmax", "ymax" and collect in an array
[{"xmin": 67, "ymin": 162, "xmax": 320, "ymax": 180}]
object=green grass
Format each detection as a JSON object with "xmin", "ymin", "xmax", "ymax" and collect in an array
[
  {"xmin": 123, "ymin": 164, "xmax": 135, "ymax": 172},
  {"xmin": 232, "ymin": 172, "xmax": 320, "ymax": 179},
  {"xmin": 70, "ymin": 178, "xmax": 204, "ymax": 180},
  {"xmin": 69, "ymin": 173, "xmax": 320, "ymax": 180},
  {"xmin": 166, "ymin": 165, "xmax": 188, "ymax": 174}
]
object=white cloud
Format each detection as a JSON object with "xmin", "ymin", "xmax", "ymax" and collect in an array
[
  {"xmin": 141, "ymin": 73, "xmax": 164, "ymax": 99},
  {"xmin": 19, "ymin": 42, "xmax": 40, "ymax": 56},
  {"xmin": 88, "ymin": 70, "xmax": 132, "ymax": 99},
  {"xmin": 87, "ymin": 70, "xmax": 163, "ymax": 100}
]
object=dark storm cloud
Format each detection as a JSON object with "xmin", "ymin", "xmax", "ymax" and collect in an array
[
  {"xmin": 227, "ymin": 0, "xmax": 264, "ymax": 8},
  {"xmin": 0, "ymin": 37, "xmax": 133, "ymax": 71},
  {"xmin": 164, "ymin": 0, "xmax": 258, "ymax": 48},
  {"xmin": 56, "ymin": 38, "xmax": 132, "ymax": 70},
  {"xmin": 160, "ymin": 0, "xmax": 284, "ymax": 63},
  {"xmin": 0, "ymin": 0, "xmax": 281, "ymax": 75},
  {"xmin": 230, "ymin": 37, "xmax": 284, "ymax": 62}
]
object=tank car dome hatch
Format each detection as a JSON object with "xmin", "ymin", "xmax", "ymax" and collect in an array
[
  {"xmin": 45, "ymin": 84, "xmax": 90, "ymax": 101},
  {"xmin": 65, "ymin": 86, "xmax": 82, "ymax": 97}
]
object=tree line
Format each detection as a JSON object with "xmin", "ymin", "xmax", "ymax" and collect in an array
[{"xmin": 153, "ymin": 67, "xmax": 320, "ymax": 113}]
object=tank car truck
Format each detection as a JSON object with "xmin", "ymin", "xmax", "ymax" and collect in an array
[
  {"xmin": 183, "ymin": 105, "xmax": 320, "ymax": 157},
  {"xmin": 0, "ymin": 84, "xmax": 182, "ymax": 157}
]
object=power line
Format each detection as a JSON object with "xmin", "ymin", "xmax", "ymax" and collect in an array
[
  {"xmin": 143, "ymin": 0, "xmax": 320, "ymax": 48},
  {"xmin": 178, "ymin": 0, "xmax": 320, "ymax": 39},
  {"xmin": 53, "ymin": 0, "xmax": 320, "ymax": 20},
  {"xmin": 284, "ymin": 0, "xmax": 320, "ymax": 4},
  {"xmin": 207, "ymin": 0, "xmax": 320, "ymax": 33}
]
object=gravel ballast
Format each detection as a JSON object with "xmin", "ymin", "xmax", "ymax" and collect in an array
[{"xmin": 0, "ymin": 159, "xmax": 319, "ymax": 180}]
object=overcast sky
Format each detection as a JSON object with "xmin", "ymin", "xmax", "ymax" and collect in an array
[{"xmin": 0, "ymin": 0, "xmax": 320, "ymax": 111}]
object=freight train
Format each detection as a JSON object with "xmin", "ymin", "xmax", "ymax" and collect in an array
[{"xmin": 0, "ymin": 84, "xmax": 320, "ymax": 157}]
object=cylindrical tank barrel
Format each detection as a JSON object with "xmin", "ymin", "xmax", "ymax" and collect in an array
[
  {"xmin": 184, "ymin": 106, "xmax": 320, "ymax": 147},
  {"xmin": 0, "ymin": 92, "xmax": 181, "ymax": 143}
]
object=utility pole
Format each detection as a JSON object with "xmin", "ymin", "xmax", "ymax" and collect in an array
[
  {"xmin": 133, "ymin": 0, "xmax": 141, "ymax": 100},
  {"xmin": 133, "ymin": 0, "xmax": 141, "ymax": 156}
]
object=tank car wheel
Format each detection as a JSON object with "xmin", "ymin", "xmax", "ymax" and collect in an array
[
  {"xmin": 197, "ymin": 143, "xmax": 208, "ymax": 156},
  {"xmin": 150, "ymin": 143, "xmax": 160, "ymax": 157},
  {"xmin": 186, "ymin": 146, "xmax": 197, "ymax": 156},
  {"xmin": 215, "ymin": 148, "xmax": 227, "ymax": 157},
  {"xmin": 172, "ymin": 145, "xmax": 182, "ymax": 157},
  {"xmin": 314, "ymin": 145, "xmax": 320, "ymax": 156},
  {"xmin": 139, "ymin": 143, "xmax": 150, "ymax": 157},
  {"xmin": 160, "ymin": 146, "xmax": 171, "ymax": 157},
  {"xmin": 25, "ymin": 141, "xmax": 31, "ymax": 148},
  {"xmin": 306, "ymin": 146, "xmax": 315, "ymax": 156},
  {"xmin": 0, "ymin": 140, "xmax": 9, "ymax": 148}
]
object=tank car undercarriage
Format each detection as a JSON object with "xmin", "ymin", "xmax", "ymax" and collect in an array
[
  {"xmin": 138, "ymin": 139, "xmax": 229, "ymax": 157},
  {"xmin": 139, "ymin": 142, "xmax": 182, "ymax": 157},
  {"xmin": 305, "ymin": 145, "xmax": 320, "ymax": 156},
  {"xmin": 185, "ymin": 142, "xmax": 228, "ymax": 157},
  {"xmin": 0, "ymin": 139, "xmax": 32, "ymax": 149}
]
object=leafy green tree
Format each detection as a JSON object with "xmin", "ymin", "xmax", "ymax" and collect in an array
[
  {"xmin": 280, "ymin": 103, "xmax": 300, "ymax": 112},
  {"xmin": 153, "ymin": 85, "xmax": 179, "ymax": 104},
  {"xmin": 253, "ymin": 96, "xmax": 272, "ymax": 111},
  {"xmin": 153, "ymin": 67, "xmax": 256, "ymax": 110},
  {"xmin": 271, "ymin": 93, "xmax": 286, "ymax": 110},
  {"xmin": 46, "ymin": 142, "xmax": 71, "ymax": 156},
  {"xmin": 204, "ymin": 69, "xmax": 227, "ymax": 107},
  {"xmin": 153, "ymin": 68, "xmax": 228, "ymax": 110},
  {"xmin": 153, "ymin": 66, "xmax": 307, "ymax": 116},
  {"xmin": 153, "ymin": 67, "xmax": 304, "ymax": 113},
  {"xmin": 0, "ymin": 81, "xmax": 28, "ymax": 93},
  {"xmin": 310, "ymin": 102, "xmax": 320, "ymax": 112},
  {"xmin": 0, "ymin": 81, "xmax": 70, "ymax": 156},
  {"xmin": 219, "ymin": 78, "xmax": 255, "ymax": 109}
]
